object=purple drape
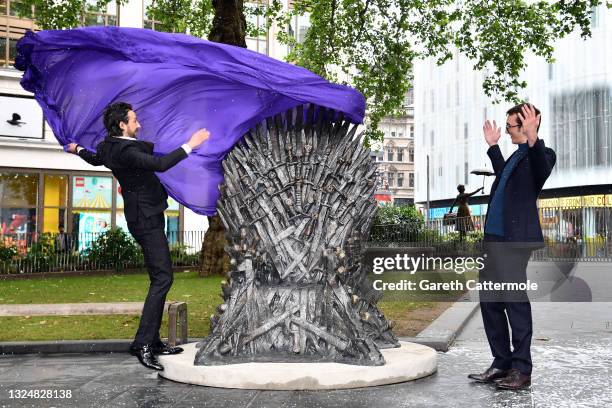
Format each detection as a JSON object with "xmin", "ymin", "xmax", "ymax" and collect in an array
[{"xmin": 16, "ymin": 26, "xmax": 365, "ymax": 215}]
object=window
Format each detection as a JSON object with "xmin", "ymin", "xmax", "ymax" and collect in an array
[
  {"xmin": 391, "ymin": 131, "xmax": 396, "ymax": 137},
  {"xmin": 397, "ymin": 173, "xmax": 404, "ymax": 187},
  {"xmin": 246, "ymin": 3, "xmax": 268, "ymax": 54},
  {"xmin": 71, "ymin": 175, "xmax": 112, "ymax": 250},
  {"xmin": 464, "ymin": 123, "xmax": 468, "ymax": 139},
  {"xmin": 0, "ymin": 172, "xmax": 38, "ymax": 235},
  {"xmin": 409, "ymin": 173, "xmax": 414, "ymax": 187},
  {"xmin": 388, "ymin": 174, "xmax": 394, "ymax": 187},
  {"xmin": 398, "ymin": 132, "xmax": 403, "ymax": 138},
  {"xmin": 430, "ymin": 90, "xmax": 435, "ymax": 112},
  {"xmin": 397, "ymin": 148, "xmax": 403, "ymax": 162},
  {"xmin": 43, "ymin": 175, "xmax": 68, "ymax": 233},
  {"xmin": 409, "ymin": 126, "xmax": 414, "ymax": 138},
  {"xmin": 548, "ymin": 63, "xmax": 554, "ymax": 81},
  {"xmin": 591, "ymin": 5, "xmax": 599, "ymax": 28},
  {"xmin": 409, "ymin": 148, "xmax": 414, "ymax": 163},
  {"xmin": 83, "ymin": 0, "xmax": 118, "ymax": 27},
  {"xmin": 550, "ymin": 86, "xmax": 612, "ymax": 169},
  {"xmin": 464, "ymin": 162, "xmax": 469, "ymax": 184},
  {"xmin": 455, "ymin": 81, "xmax": 460, "ymax": 106},
  {"xmin": 1, "ymin": 0, "xmax": 36, "ymax": 67},
  {"xmin": 144, "ymin": 0, "xmax": 168, "ymax": 31},
  {"xmin": 387, "ymin": 148, "xmax": 394, "ymax": 161}
]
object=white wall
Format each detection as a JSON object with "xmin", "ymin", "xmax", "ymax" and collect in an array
[{"xmin": 414, "ymin": 5, "xmax": 612, "ymax": 204}]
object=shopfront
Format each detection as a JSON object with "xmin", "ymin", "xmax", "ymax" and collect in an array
[{"xmin": 0, "ymin": 168, "xmax": 183, "ymax": 245}]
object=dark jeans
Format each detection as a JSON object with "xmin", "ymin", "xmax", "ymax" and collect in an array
[
  {"xmin": 479, "ymin": 233, "xmax": 533, "ymax": 375},
  {"xmin": 128, "ymin": 211, "xmax": 173, "ymax": 348}
]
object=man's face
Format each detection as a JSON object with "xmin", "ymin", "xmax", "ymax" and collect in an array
[
  {"xmin": 505, "ymin": 113, "xmax": 527, "ymax": 144},
  {"xmin": 119, "ymin": 110, "xmax": 141, "ymax": 138}
]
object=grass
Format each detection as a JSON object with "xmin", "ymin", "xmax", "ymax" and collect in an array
[{"xmin": 0, "ymin": 270, "xmax": 468, "ymax": 341}]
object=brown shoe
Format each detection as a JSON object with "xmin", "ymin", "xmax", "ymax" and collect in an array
[
  {"xmin": 495, "ymin": 369, "xmax": 531, "ymax": 390},
  {"xmin": 468, "ymin": 367, "xmax": 509, "ymax": 383}
]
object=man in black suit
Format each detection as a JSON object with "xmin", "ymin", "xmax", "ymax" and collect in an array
[
  {"xmin": 468, "ymin": 104, "xmax": 556, "ymax": 390},
  {"xmin": 67, "ymin": 102, "xmax": 209, "ymax": 370}
]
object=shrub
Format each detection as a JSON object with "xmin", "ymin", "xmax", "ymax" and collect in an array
[{"xmin": 85, "ymin": 227, "xmax": 142, "ymax": 271}]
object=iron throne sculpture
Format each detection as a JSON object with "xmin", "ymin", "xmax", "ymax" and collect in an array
[{"xmin": 195, "ymin": 104, "xmax": 399, "ymax": 366}]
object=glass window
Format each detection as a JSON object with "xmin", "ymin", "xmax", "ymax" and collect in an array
[
  {"xmin": 72, "ymin": 176, "xmax": 112, "ymax": 209},
  {"xmin": 409, "ymin": 173, "xmax": 414, "ymax": 187},
  {"xmin": 0, "ymin": 172, "xmax": 39, "ymax": 235},
  {"xmin": 397, "ymin": 173, "xmax": 404, "ymax": 188},
  {"xmin": 71, "ymin": 176, "xmax": 112, "ymax": 250},
  {"xmin": 387, "ymin": 148, "xmax": 394, "ymax": 161},
  {"xmin": 83, "ymin": 0, "xmax": 118, "ymax": 27},
  {"xmin": 397, "ymin": 148, "xmax": 403, "ymax": 162},
  {"xmin": 409, "ymin": 148, "xmax": 414, "ymax": 162},
  {"xmin": 0, "ymin": 172, "xmax": 38, "ymax": 207},
  {"xmin": 43, "ymin": 175, "xmax": 68, "ymax": 233},
  {"xmin": 72, "ymin": 210, "xmax": 111, "ymax": 251}
]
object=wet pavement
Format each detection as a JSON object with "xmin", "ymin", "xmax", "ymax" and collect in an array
[{"xmin": 1, "ymin": 301, "xmax": 610, "ymax": 407}]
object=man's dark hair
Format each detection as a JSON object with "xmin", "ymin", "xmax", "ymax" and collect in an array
[
  {"xmin": 103, "ymin": 102, "xmax": 132, "ymax": 136},
  {"xmin": 457, "ymin": 184, "xmax": 465, "ymax": 192},
  {"xmin": 506, "ymin": 103, "xmax": 541, "ymax": 132}
]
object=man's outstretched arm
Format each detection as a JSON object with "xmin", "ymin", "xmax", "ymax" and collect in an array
[
  {"xmin": 118, "ymin": 128, "xmax": 210, "ymax": 172},
  {"xmin": 66, "ymin": 142, "xmax": 105, "ymax": 166}
]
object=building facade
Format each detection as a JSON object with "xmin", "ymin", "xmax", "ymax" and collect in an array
[
  {"xmin": 413, "ymin": 4, "xmax": 612, "ymax": 241},
  {"xmin": 0, "ymin": 0, "xmax": 298, "ymax": 244},
  {"xmin": 372, "ymin": 89, "xmax": 415, "ymax": 206}
]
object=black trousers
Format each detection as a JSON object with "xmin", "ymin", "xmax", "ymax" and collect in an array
[
  {"xmin": 479, "ymin": 234, "xmax": 533, "ymax": 375},
  {"xmin": 128, "ymin": 212, "xmax": 173, "ymax": 348}
]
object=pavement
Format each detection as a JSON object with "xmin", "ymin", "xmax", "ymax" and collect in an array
[{"xmin": 1, "ymin": 262, "xmax": 611, "ymax": 408}]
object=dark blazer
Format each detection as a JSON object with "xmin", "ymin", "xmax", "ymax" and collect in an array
[
  {"xmin": 78, "ymin": 136, "xmax": 187, "ymax": 223},
  {"xmin": 483, "ymin": 138, "xmax": 556, "ymax": 247}
]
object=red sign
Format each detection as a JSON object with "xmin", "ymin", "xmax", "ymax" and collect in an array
[
  {"xmin": 374, "ymin": 194, "xmax": 392, "ymax": 202},
  {"xmin": 75, "ymin": 177, "xmax": 85, "ymax": 187}
]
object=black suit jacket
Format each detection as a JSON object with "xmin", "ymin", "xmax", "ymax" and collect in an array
[
  {"xmin": 484, "ymin": 138, "xmax": 556, "ymax": 247},
  {"xmin": 78, "ymin": 136, "xmax": 187, "ymax": 223}
]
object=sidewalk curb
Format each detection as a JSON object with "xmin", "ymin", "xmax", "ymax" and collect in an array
[
  {"xmin": 0, "ymin": 338, "xmax": 202, "ymax": 355},
  {"xmin": 400, "ymin": 292, "xmax": 480, "ymax": 352},
  {"xmin": 1, "ymin": 296, "xmax": 480, "ymax": 355}
]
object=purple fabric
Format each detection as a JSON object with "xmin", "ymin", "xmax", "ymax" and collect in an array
[{"xmin": 15, "ymin": 26, "xmax": 365, "ymax": 216}]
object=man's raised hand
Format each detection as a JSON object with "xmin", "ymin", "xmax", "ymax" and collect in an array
[
  {"xmin": 483, "ymin": 120, "xmax": 501, "ymax": 147},
  {"xmin": 518, "ymin": 104, "xmax": 540, "ymax": 147}
]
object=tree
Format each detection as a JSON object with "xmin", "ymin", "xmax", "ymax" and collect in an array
[{"xmin": 18, "ymin": 0, "xmax": 607, "ymax": 277}]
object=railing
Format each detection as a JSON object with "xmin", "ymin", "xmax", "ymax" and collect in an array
[
  {"xmin": 0, "ymin": 230, "xmax": 206, "ymax": 275},
  {"xmin": 368, "ymin": 213, "xmax": 612, "ymax": 262}
]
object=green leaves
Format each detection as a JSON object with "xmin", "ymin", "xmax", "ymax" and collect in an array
[{"xmin": 22, "ymin": 0, "xmax": 602, "ymax": 144}]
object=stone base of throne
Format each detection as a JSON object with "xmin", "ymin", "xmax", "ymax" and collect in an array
[{"xmin": 158, "ymin": 341, "xmax": 437, "ymax": 390}]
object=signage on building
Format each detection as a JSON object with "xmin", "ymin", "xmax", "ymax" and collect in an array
[{"xmin": 0, "ymin": 95, "xmax": 44, "ymax": 140}]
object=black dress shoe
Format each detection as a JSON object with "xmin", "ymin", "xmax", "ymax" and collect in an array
[
  {"xmin": 468, "ymin": 367, "xmax": 509, "ymax": 383},
  {"xmin": 129, "ymin": 344, "xmax": 164, "ymax": 371},
  {"xmin": 495, "ymin": 369, "xmax": 531, "ymax": 390},
  {"xmin": 152, "ymin": 342, "xmax": 184, "ymax": 355}
]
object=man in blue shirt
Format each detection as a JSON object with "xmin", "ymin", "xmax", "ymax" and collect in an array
[{"xmin": 468, "ymin": 104, "xmax": 556, "ymax": 390}]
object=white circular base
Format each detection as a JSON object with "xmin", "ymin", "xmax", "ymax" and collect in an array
[{"xmin": 158, "ymin": 341, "xmax": 437, "ymax": 390}]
